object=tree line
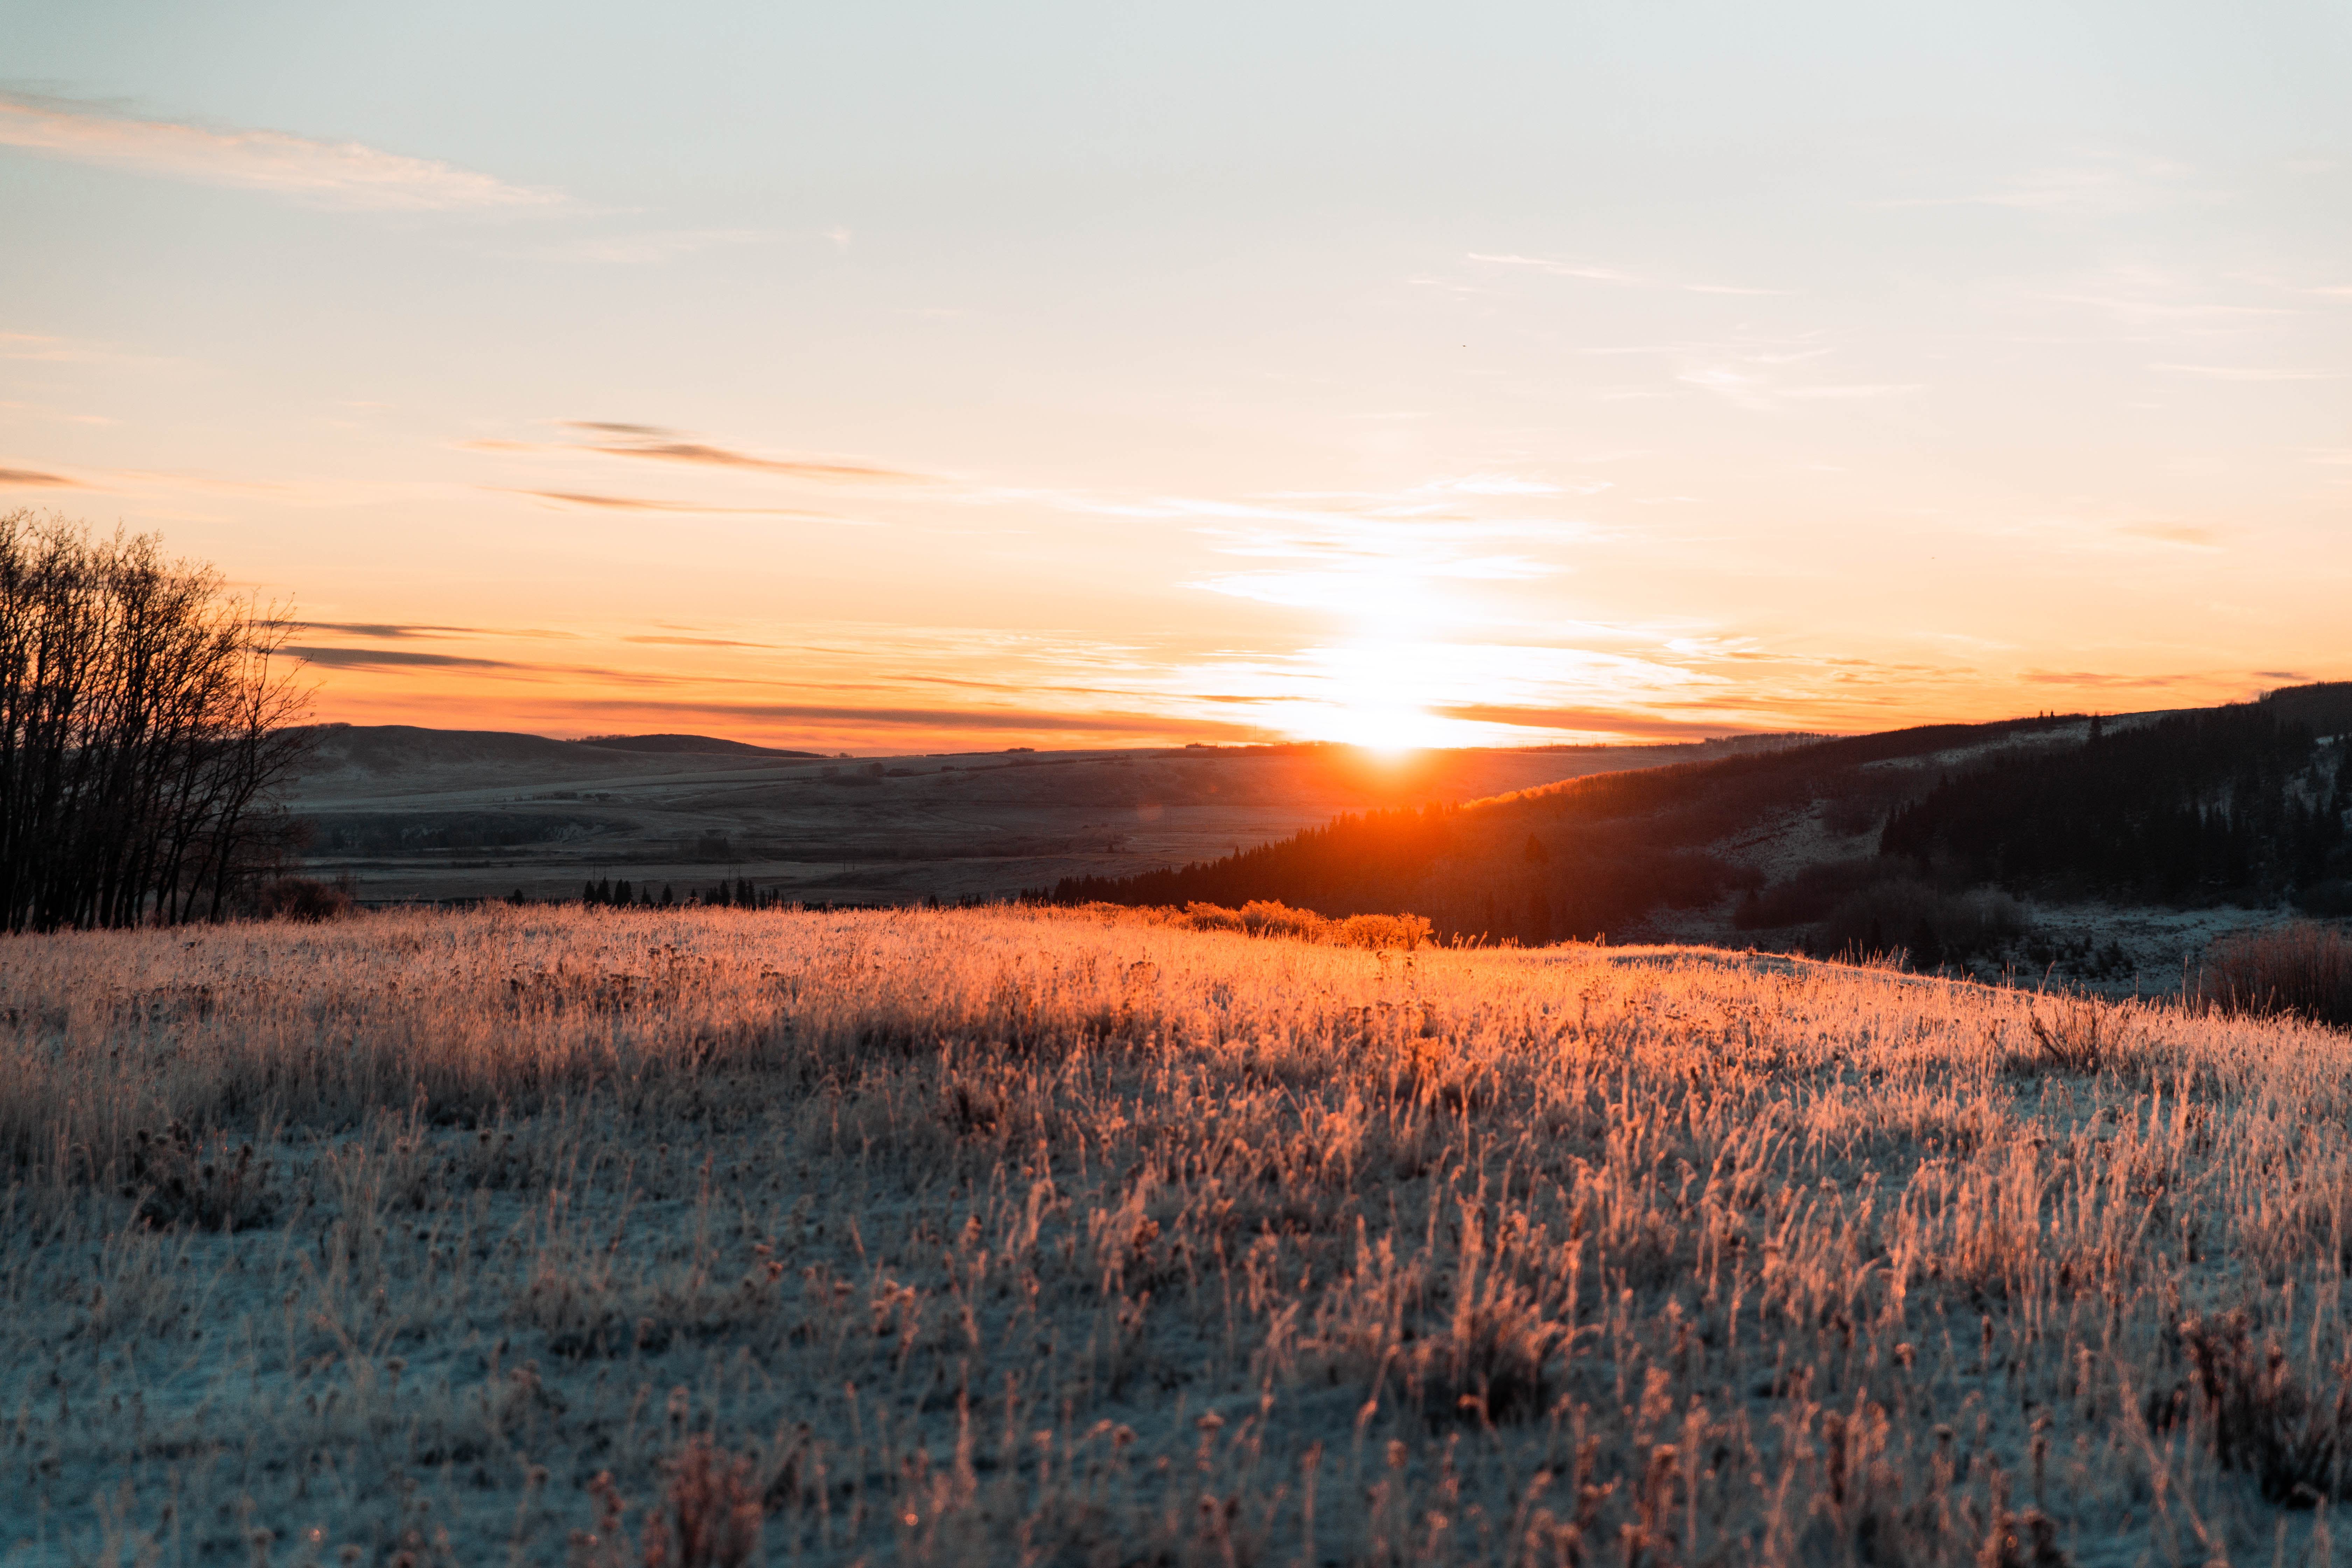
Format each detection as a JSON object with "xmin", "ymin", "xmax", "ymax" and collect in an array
[
  {"xmin": 1879, "ymin": 698, "xmax": 2349, "ymax": 908},
  {"xmin": 0, "ymin": 512, "xmax": 308, "ymax": 931}
]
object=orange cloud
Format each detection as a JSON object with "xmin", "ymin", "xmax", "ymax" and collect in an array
[
  {"xmin": 500, "ymin": 488, "xmax": 849, "ymax": 517},
  {"xmin": 565, "ymin": 424, "xmax": 932, "ymax": 484}
]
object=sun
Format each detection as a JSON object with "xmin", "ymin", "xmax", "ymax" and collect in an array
[
  {"xmin": 1236, "ymin": 638, "xmax": 1504, "ymax": 754},
  {"xmin": 1269, "ymin": 698, "xmax": 1464, "ymax": 756}
]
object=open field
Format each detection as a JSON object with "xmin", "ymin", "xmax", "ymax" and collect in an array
[
  {"xmin": 281, "ymin": 728, "xmax": 1730, "ymax": 907},
  {"xmin": 6, "ymin": 908, "xmax": 2352, "ymax": 1564}
]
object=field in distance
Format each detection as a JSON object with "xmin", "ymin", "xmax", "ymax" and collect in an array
[
  {"xmin": 5, "ymin": 904, "xmax": 2349, "ymax": 1564},
  {"xmin": 285, "ymin": 725, "xmax": 1788, "ymax": 906}
]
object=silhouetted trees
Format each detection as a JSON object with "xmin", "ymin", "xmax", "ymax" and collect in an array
[
  {"xmin": 1880, "ymin": 701, "xmax": 2346, "ymax": 904},
  {"xmin": 0, "ymin": 512, "xmax": 310, "ymax": 930}
]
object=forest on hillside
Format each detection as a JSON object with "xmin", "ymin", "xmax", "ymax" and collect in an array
[
  {"xmin": 1044, "ymin": 685, "xmax": 2352, "ymax": 952},
  {"xmin": 1042, "ymin": 713, "xmax": 2088, "ymax": 945},
  {"xmin": 1881, "ymin": 700, "xmax": 2349, "ymax": 913}
]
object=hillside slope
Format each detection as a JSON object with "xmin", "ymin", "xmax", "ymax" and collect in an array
[{"xmin": 1050, "ymin": 683, "xmax": 2352, "ymax": 956}]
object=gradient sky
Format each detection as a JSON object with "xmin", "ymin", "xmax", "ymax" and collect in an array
[{"xmin": 5, "ymin": 3, "xmax": 2349, "ymax": 752}]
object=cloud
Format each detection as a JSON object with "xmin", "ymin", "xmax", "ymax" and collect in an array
[
  {"xmin": 551, "ymin": 698, "xmax": 1250, "ymax": 736},
  {"xmin": 0, "ymin": 330, "xmax": 168, "ymax": 367},
  {"xmin": 2149, "ymin": 363, "xmax": 2341, "ymax": 382},
  {"xmin": 2020, "ymin": 668, "xmax": 2202, "ymax": 689},
  {"xmin": 1469, "ymin": 253, "xmax": 1647, "ymax": 285},
  {"xmin": 567, "ymin": 424, "xmax": 933, "ymax": 484},
  {"xmin": 621, "ymin": 635, "xmax": 781, "ymax": 649},
  {"xmin": 0, "ymin": 399, "xmax": 114, "ymax": 426},
  {"xmin": 501, "ymin": 229, "xmax": 776, "ymax": 265},
  {"xmin": 499, "ymin": 488, "xmax": 861, "ymax": 519},
  {"xmin": 1466, "ymin": 253, "xmax": 1780, "ymax": 295},
  {"xmin": 1432, "ymin": 704, "xmax": 1774, "ymax": 741},
  {"xmin": 1677, "ymin": 365, "xmax": 1922, "ymax": 410},
  {"xmin": 287, "ymin": 645, "xmax": 520, "ymax": 671},
  {"xmin": 0, "ymin": 466, "xmax": 82, "ymax": 488},
  {"xmin": 2118, "ymin": 523, "xmax": 2220, "ymax": 548},
  {"xmin": 295, "ymin": 622, "xmax": 488, "ymax": 639},
  {"xmin": 0, "ymin": 93, "xmax": 562, "ymax": 211},
  {"xmin": 1890, "ymin": 161, "xmax": 2206, "ymax": 216}
]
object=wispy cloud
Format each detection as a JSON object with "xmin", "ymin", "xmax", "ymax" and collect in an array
[
  {"xmin": 2149, "ymin": 363, "xmax": 2341, "ymax": 382},
  {"xmin": 1889, "ymin": 159, "xmax": 2207, "ymax": 216},
  {"xmin": 0, "ymin": 92, "xmax": 562, "ymax": 211},
  {"xmin": 498, "ymin": 488, "xmax": 864, "ymax": 520},
  {"xmin": 0, "ymin": 466, "xmax": 83, "ymax": 489},
  {"xmin": 1073, "ymin": 480, "xmax": 1600, "ymax": 622},
  {"xmin": 1677, "ymin": 365, "xmax": 1922, "ymax": 410},
  {"xmin": 620, "ymin": 635, "xmax": 782, "ymax": 649},
  {"xmin": 2118, "ymin": 523, "xmax": 2221, "ymax": 548},
  {"xmin": 286, "ymin": 646, "xmax": 520, "ymax": 671},
  {"xmin": 567, "ymin": 424, "xmax": 934, "ymax": 485},
  {"xmin": 1466, "ymin": 253, "xmax": 1782, "ymax": 295},
  {"xmin": 1431, "ymin": 703, "xmax": 1757, "ymax": 741},
  {"xmin": 499, "ymin": 229, "xmax": 778, "ymax": 265},
  {"xmin": 551, "ymin": 697, "xmax": 1242, "ymax": 736},
  {"xmin": 286, "ymin": 621, "xmax": 585, "ymax": 642},
  {"xmin": 0, "ymin": 398, "xmax": 114, "ymax": 426},
  {"xmin": 2021, "ymin": 668, "xmax": 2216, "ymax": 690},
  {"xmin": 0, "ymin": 330, "xmax": 169, "ymax": 366}
]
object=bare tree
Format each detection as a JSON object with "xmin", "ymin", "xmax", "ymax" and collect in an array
[{"xmin": 0, "ymin": 512, "xmax": 311, "ymax": 930}]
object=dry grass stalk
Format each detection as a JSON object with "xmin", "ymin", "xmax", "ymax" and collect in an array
[{"xmin": 0, "ymin": 904, "xmax": 2349, "ymax": 1563}]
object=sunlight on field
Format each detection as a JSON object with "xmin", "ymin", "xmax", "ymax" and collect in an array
[{"xmin": 4, "ymin": 905, "xmax": 2350, "ymax": 1564}]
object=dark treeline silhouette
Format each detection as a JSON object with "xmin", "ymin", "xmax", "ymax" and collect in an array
[
  {"xmin": 1042, "ymin": 715, "xmax": 2089, "ymax": 944},
  {"xmin": 0, "ymin": 513, "xmax": 308, "ymax": 931},
  {"xmin": 1881, "ymin": 690, "xmax": 2351, "ymax": 909}
]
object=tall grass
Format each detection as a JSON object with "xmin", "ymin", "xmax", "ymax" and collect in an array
[
  {"xmin": 2, "ymin": 904, "xmax": 2350, "ymax": 1563},
  {"xmin": 2201, "ymin": 920, "xmax": 2352, "ymax": 1028}
]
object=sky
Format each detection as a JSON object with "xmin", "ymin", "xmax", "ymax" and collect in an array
[{"xmin": 4, "ymin": 2, "xmax": 2349, "ymax": 753}]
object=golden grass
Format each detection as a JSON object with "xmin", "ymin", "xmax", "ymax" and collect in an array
[{"xmin": 2, "ymin": 904, "xmax": 2350, "ymax": 1564}]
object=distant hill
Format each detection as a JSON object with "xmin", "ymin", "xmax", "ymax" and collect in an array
[
  {"xmin": 287, "ymin": 724, "xmax": 819, "ymax": 794},
  {"xmin": 573, "ymin": 733, "xmax": 819, "ymax": 758},
  {"xmin": 299, "ymin": 724, "xmax": 609, "ymax": 773},
  {"xmin": 1044, "ymin": 684, "xmax": 2352, "ymax": 949}
]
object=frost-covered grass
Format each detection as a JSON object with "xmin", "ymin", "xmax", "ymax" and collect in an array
[{"xmin": 4, "ymin": 904, "xmax": 2352, "ymax": 1565}]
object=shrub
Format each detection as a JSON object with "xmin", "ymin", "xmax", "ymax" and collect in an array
[
  {"xmin": 2200, "ymin": 922, "xmax": 2352, "ymax": 1028},
  {"xmin": 1812, "ymin": 880, "xmax": 2025, "ymax": 969},
  {"xmin": 246, "ymin": 876, "xmax": 355, "ymax": 922},
  {"xmin": 1734, "ymin": 857, "xmax": 1906, "ymax": 930},
  {"xmin": 2175, "ymin": 1310, "xmax": 2352, "ymax": 1504},
  {"xmin": 1170, "ymin": 900, "xmax": 1430, "ymax": 950}
]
